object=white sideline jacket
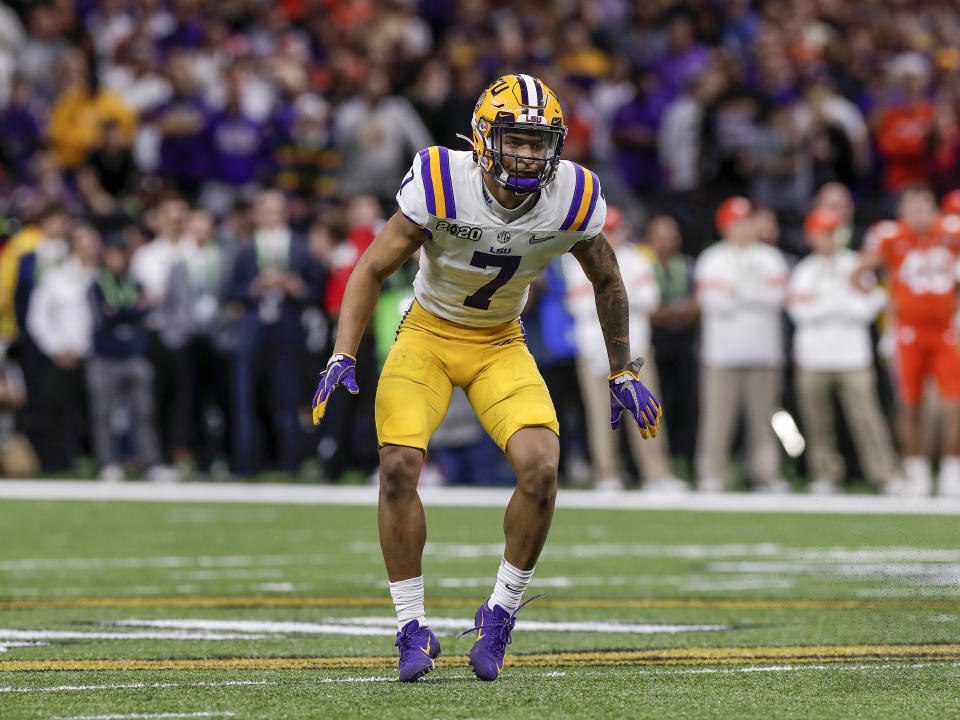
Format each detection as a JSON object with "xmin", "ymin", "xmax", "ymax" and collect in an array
[
  {"xmin": 694, "ymin": 240, "xmax": 788, "ymax": 368},
  {"xmin": 786, "ymin": 249, "xmax": 887, "ymax": 371},
  {"xmin": 562, "ymin": 244, "xmax": 660, "ymax": 376}
]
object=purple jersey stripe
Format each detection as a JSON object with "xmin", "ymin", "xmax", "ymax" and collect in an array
[
  {"xmin": 438, "ymin": 147, "xmax": 456, "ymax": 218},
  {"xmin": 419, "ymin": 148, "xmax": 436, "ymax": 215},
  {"xmin": 575, "ymin": 171, "xmax": 601, "ymax": 232},
  {"xmin": 560, "ymin": 164, "xmax": 586, "ymax": 230}
]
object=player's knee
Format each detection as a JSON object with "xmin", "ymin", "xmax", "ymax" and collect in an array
[
  {"xmin": 378, "ymin": 446, "xmax": 423, "ymax": 502},
  {"xmin": 515, "ymin": 454, "xmax": 558, "ymax": 507}
]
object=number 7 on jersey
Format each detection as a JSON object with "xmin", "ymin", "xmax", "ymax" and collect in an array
[{"xmin": 463, "ymin": 252, "xmax": 522, "ymax": 310}]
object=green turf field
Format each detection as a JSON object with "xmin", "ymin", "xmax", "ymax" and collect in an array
[{"xmin": 2, "ymin": 495, "xmax": 960, "ymax": 719}]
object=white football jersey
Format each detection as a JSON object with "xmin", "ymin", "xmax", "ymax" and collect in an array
[{"xmin": 397, "ymin": 147, "xmax": 607, "ymax": 326}]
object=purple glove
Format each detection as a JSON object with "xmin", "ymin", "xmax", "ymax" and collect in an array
[
  {"xmin": 312, "ymin": 353, "xmax": 359, "ymax": 425},
  {"xmin": 609, "ymin": 358, "xmax": 662, "ymax": 439}
]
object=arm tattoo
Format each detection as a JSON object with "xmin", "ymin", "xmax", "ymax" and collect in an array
[{"xmin": 570, "ymin": 232, "xmax": 631, "ymax": 373}]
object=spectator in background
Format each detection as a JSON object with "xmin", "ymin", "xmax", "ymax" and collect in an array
[
  {"xmin": 154, "ymin": 50, "xmax": 210, "ymax": 198},
  {"xmin": 658, "ymin": 68, "xmax": 726, "ymax": 196},
  {"xmin": 563, "ymin": 207, "xmax": 683, "ymax": 492},
  {"xmin": 47, "ymin": 49, "xmax": 136, "ymax": 170},
  {"xmin": 743, "ymin": 102, "xmax": 813, "ymax": 218},
  {"xmin": 228, "ymin": 190, "xmax": 320, "ymax": 476},
  {"xmin": 611, "ymin": 67, "xmax": 666, "ymax": 200},
  {"xmin": 694, "ymin": 197, "xmax": 788, "ymax": 492},
  {"xmin": 271, "ymin": 94, "xmax": 340, "ymax": 209},
  {"xmin": 87, "ymin": 235, "xmax": 173, "ymax": 483},
  {"xmin": 805, "ymin": 76, "xmax": 870, "ymax": 188},
  {"xmin": 163, "ymin": 209, "xmax": 232, "ymax": 474},
  {"xmin": 0, "ymin": 208, "xmax": 44, "ymax": 341},
  {"xmin": 200, "ymin": 69, "xmax": 272, "ymax": 217},
  {"xmin": 0, "ymin": 78, "xmax": 45, "ymax": 183},
  {"xmin": 648, "ymin": 215, "xmax": 699, "ymax": 469},
  {"xmin": 13, "ymin": 206, "xmax": 69, "ymax": 339},
  {"xmin": 88, "ymin": 119, "xmax": 137, "ymax": 197},
  {"xmin": 131, "ymin": 195, "xmax": 194, "ymax": 461},
  {"xmin": 787, "ymin": 208, "xmax": 899, "ymax": 494},
  {"xmin": 875, "ymin": 54, "xmax": 935, "ymax": 195},
  {"xmin": 650, "ymin": 15, "xmax": 710, "ymax": 103},
  {"xmin": 0, "ymin": 341, "xmax": 38, "ymax": 477},
  {"xmin": 813, "ymin": 182, "xmax": 857, "ymax": 248},
  {"xmin": 25, "ymin": 223, "xmax": 100, "ymax": 471},
  {"xmin": 15, "ymin": 4, "xmax": 67, "ymax": 101},
  {"xmin": 334, "ymin": 67, "xmax": 432, "ymax": 204}
]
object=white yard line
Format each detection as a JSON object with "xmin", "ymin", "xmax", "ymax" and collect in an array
[
  {"xmin": 1, "ymin": 681, "xmax": 272, "ymax": 694},
  {"xmin": 0, "ymin": 630, "xmax": 278, "ymax": 641},
  {"xmin": 54, "ymin": 714, "xmax": 234, "ymax": 720},
  {"xmin": 108, "ymin": 617, "xmax": 729, "ymax": 635},
  {"xmin": 2, "ymin": 480, "xmax": 960, "ymax": 514}
]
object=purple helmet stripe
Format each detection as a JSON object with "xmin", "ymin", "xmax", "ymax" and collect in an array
[
  {"xmin": 419, "ymin": 148, "xmax": 436, "ymax": 215},
  {"xmin": 516, "ymin": 74, "xmax": 529, "ymax": 106},
  {"xmin": 560, "ymin": 164, "xmax": 586, "ymax": 230},
  {"xmin": 533, "ymin": 78, "xmax": 544, "ymax": 116},
  {"xmin": 438, "ymin": 147, "xmax": 456, "ymax": 218},
  {"xmin": 575, "ymin": 171, "xmax": 601, "ymax": 232}
]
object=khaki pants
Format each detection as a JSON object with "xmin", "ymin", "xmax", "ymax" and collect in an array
[
  {"xmin": 696, "ymin": 365, "xmax": 782, "ymax": 488},
  {"xmin": 795, "ymin": 366, "xmax": 899, "ymax": 485},
  {"xmin": 576, "ymin": 353, "xmax": 673, "ymax": 483}
]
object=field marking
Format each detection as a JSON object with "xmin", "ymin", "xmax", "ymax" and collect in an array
[
  {"xmin": 54, "ymin": 714, "xmax": 234, "ymax": 720},
  {"xmin": 5, "ymin": 644, "xmax": 960, "ymax": 672},
  {"xmin": 4, "ymin": 480, "xmax": 960, "ymax": 515},
  {"xmin": 0, "ymin": 680, "xmax": 273, "ymax": 693},
  {"xmin": 0, "ymin": 630, "xmax": 279, "ymax": 641},
  {"xmin": 7, "ymin": 595, "xmax": 960, "ymax": 611},
  {"xmin": 5, "ymin": 543, "xmax": 959, "ymax": 575},
  {"xmin": 107, "ymin": 617, "xmax": 728, "ymax": 636}
]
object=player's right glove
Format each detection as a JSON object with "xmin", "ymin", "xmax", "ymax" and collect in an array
[
  {"xmin": 312, "ymin": 353, "xmax": 359, "ymax": 425},
  {"xmin": 608, "ymin": 358, "xmax": 662, "ymax": 439}
]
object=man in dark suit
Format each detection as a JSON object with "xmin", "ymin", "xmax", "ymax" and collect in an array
[{"xmin": 227, "ymin": 190, "xmax": 323, "ymax": 475}]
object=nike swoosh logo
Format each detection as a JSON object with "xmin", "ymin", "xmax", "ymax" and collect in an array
[
  {"xmin": 529, "ymin": 234, "xmax": 555, "ymax": 244},
  {"xmin": 420, "ymin": 636, "xmax": 431, "ymax": 655},
  {"xmin": 505, "ymin": 583, "xmax": 520, "ymax": 592}
]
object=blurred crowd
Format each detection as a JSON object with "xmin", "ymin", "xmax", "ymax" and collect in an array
[{"xmin": 1, "ymin": 0, "xmax": 960, "ymax": 491}]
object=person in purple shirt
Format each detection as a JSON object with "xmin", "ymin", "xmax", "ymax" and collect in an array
[
  {"xmin": 155, "ymin": 53, "xmax": 211, "ymax": 197},
  {"xmin": 206, "ymin": 75, "xmax": 271, "ymax": 188},
  {"xmin": 0, "ymin": 79, "xmax": 46, "ymax": 183},
  {"xmin": 649, "ymin": 16, "xmax": 711, "ymax": 103},
  {"xmin": 611, "ymin": 68, "xmax": 669, "ymax": 197}
]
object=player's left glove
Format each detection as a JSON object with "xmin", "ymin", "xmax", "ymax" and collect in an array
[
  {"xmin": 312, "ymin": 353, "xmax": 359, "ymax": 425},
  {"xmin": 609, "ymin": 358, "xmax": 662, "ymax": 439}
]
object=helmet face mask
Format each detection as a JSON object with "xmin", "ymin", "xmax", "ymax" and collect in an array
[{"xmin": 471, "ymin": 75, "xmax": 567, "ymax": 195}]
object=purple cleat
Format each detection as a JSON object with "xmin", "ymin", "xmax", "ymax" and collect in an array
[
  {"xmin": 459, "ymin": 593, "xmax": 546, "ymax": 681},
  {"xmin": 395, "ymin": 619, "xmax": 441, "ymax": 682}
]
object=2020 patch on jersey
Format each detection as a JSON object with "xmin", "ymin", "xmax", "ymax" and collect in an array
[{"xmin": 397, "ymin": 147, "xmax": 606, "ymax": 327}]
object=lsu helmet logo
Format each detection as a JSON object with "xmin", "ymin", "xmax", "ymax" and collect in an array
[{"xmin": 470, "ymin": 74, "xmax": 567, "ymax": 194}]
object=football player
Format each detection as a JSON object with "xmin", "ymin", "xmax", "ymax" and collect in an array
[
  {"xmin": 853, "ymin": 184, "xmax": 960, "ymax": 496},
  {"xmin": 312, "ymin": 74, "xmax": 661, "ymax": 681}
]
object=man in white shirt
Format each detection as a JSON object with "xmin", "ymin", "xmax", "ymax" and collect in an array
[
  {"xmin": 25, "ymin": 223, "xmax": 99, "ymax": 471},
  {"xmin": 787, "ymin": 208, "xmax": 900, "ymax": 494},
  {"xmin": 563, "ymin": 207, "xmax": 682, "ymax": 492},
  {"xmin": 694, "ymin": 197, "xmax": 789, "ymax": 492}
]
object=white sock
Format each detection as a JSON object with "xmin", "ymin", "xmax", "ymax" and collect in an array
[
  {"xmin": 904, "ymin": 456, "xmax": 932, "ymax": 486},
  {"xmin": 939, "ymin": 457, "xmax": 960, "ymax": 482},
  {"xmin": 389, "ymin": 575, "xmax": 426, "ymax": 631},
  {"xmin": 487, "ymin": 557, "xmax": 534, "ymax": 613}
]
